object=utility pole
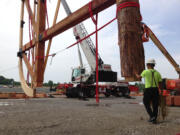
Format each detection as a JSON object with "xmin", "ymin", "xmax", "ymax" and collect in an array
[{"xmin": 116, "ymin": 0, "xmax": 145, "ymax": 81}]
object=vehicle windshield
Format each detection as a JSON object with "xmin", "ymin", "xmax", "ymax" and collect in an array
[{"xmin": 72, "ymin": 69, "xmax": 81, "ymax": 78}]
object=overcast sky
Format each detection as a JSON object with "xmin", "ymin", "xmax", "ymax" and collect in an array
[{"xmin": 0, "ymin": 0, "xmax": 179, "ymax": 83}]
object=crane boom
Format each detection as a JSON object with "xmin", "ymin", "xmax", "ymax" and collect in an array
[
  {"xmin": 61, "ymin": 0, "xmax": 117, "ymax": 84},
  {"xmin": 61, "ymin": 0, "xmax": 104, "ymax": 71},
  {"xmin": 61, "ymin": 0, "xmax": 72, "ymax": 15}
]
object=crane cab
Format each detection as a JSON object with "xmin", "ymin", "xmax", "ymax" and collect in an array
[{"xmin": 71, "ymin": 67, "xmax": 87, "ymax": 83}]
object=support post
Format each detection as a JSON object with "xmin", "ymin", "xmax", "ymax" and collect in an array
[
  {"xmin": 116, "ymin": 0, "xmax": 145, "ymax": 81},
  {"xmin": 34, "ymin": 0, "xmax": 46, "ymax": 87}
]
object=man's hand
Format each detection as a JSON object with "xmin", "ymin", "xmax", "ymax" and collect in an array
[{"xmin": 135, "ymin": 72, "xmax": 142, "ymax": 79}]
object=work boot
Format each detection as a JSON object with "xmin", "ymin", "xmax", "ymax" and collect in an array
[
  {"xmin": 149, "ymin": 117, "xmax": 157, "ymax": 124},
  {"xmin": 148, "ymin": 117, "xmax": 156, "ymax": 123},
  {"xmin": 148, "ymin": 117, "xmax": 154, "ymax": 122}
]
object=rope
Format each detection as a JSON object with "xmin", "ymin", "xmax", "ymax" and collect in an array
[
  {"xmin": 36, "ymin": 53, "xmax": 56, "ymax": 60},
  {"xmin": 88, "ymin": 2, "xmax": 97, "ymax": 25},
  {"xmin": 44, "ymin": 17, "xmax": 117, "ymax": 63},
  {"xmin": 89, "ymin": 1, "xmax": 99, "ymax": 103},
  {"xmin": 116, "ymin": 2, "xmax": 140, "ymax": 11},
  {"xmin": 116, "ymin": 2, "xmax": 142, "ymax": 21},
  {"xmin": 68, "ymin": 17, "xmax": 117, "ymax": 49}
]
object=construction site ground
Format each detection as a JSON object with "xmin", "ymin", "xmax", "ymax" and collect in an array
[{"xmin": 0, "ymin": 88, "xmax": 180, "ymax": 135}]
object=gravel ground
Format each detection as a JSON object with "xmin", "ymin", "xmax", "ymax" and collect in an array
[
  {"xmin": 0, "ymin": 96, "xmax": 179, "ymax": 135},
  {"xmin": 0, "ymin": 87, "xmax": 50, "ymax": 93}
]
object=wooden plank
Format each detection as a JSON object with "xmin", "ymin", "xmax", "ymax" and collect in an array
[
  {"xmin": 116, "ymin": 0, "xmax": 145, "ymax": 81},
  {"xmin": 34, "ymin": 0, "xmax": 46, "ymax": 87},
  {"xmin": 22, "ymin": 54, "xmax": 35, "ymax": 80},
  {"xmin": 22, "ymin": 39, "xmax": 35, "ymax": 51},
  {"xmin": 19, "ymin": 0, "xmax": 25, "ymax": 49},
  {"xmin": 22, "ymin": 0, "xmax": 116, "ymax": 51}
]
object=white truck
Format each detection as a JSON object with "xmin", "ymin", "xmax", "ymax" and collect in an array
[{"xmin": 61, "ymin": 0, "xmax": 130, "ymax": 98}]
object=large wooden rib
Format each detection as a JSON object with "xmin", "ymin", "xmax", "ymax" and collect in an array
[
  {"xmin": 22, "ymin": 0, "xmax": 116, "ymax": 52},
  {"xmin": 19, "ymin": 0, "xmax": 34, "ymax": 97},
  {"xmin": 19, "ymin": 60, "xmax": 34, "ymax": 97},
  {"xmin": 116, "ymin": 0, "xmax": 145, "ymax": 81}
]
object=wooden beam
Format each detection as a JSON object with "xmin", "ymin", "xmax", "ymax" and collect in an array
[
  {"xmin": 116, "ymin": 0, "xmax": 145, "ymax": 81},
  {"xmin": 34, "ymin": 0, "xmax": 46, "ymax": 87},
  {"xmin": 41, "ymin": 0, "xmax": 116, "ymax": 41},
  {"xmin": 22, "ymin": 54, "xmax": 35, "ymax": 81},
  {"xmin": 22, "ymin": 39, "xmax": 35, "ymax": 51},
  {"xmin": 19, "ymin": 0, "xmax": 25, "ymax": 49},
  {"xmin": 22, "ymin": 0, "xmax": 116, "ymax": 51}
]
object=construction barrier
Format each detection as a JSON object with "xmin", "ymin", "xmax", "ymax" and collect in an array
[
  {"xmin": 174, "ymin": 96, "xmax": 180, "ymax": 106},
  {"xmin": 166, "ymin": 96, "xmax": 174, "ymax": 106},
  {"xmin": 166, "ymin": 96, "xmax": 180, "ymax": 106}
]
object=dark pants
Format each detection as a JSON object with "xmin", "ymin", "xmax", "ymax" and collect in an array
[{"xmin": 143, "ymin": 88, "xmax": 159, "ymax": 120}]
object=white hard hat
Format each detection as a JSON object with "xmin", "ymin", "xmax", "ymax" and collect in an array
[{"xmin": 146, "ymin": 59, "xmax": 156, "ymax": 64}]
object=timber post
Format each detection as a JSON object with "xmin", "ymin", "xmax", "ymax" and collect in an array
[
  {"xmin": 34, "ymin": 0, "xmax": 46, "ymax": 87},
  {"xmin": 116, "ymin": 0, "xmax": 145, "ymax": 81}
]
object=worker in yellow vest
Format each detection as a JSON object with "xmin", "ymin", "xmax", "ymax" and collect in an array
[{"xmin": 136, "ymin": 59, "xmax": 162, "ymax": 124}]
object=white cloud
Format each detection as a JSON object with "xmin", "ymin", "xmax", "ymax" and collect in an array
[
  {"xmin": 148, "ymin": 24, "xmax": 174, "ymax": 37},
  {"xmin": 155, "ymin": 54, "xmax": 180, "ymax": 79},
  {"xmin": 140, "ymin": 0, "xmax": 180, "ymax": 13}
]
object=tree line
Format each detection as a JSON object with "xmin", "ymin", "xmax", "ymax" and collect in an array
[
  {"xmin": 0, "ymin": 75, "xmax": 58, "ymax": 87},
  {"xmin": 0, "ymin": 76, "xmax": 18, "ymax": 86}
]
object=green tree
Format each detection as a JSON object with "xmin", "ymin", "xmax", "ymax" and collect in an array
[{"xmin": 48, "ymin": 80, "xmax": 53, "ymax": 86}]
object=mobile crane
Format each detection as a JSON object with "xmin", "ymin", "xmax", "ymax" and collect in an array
[{"xmin": 61, "ymin": 0, "xmax": 130, "ymax": 98}]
